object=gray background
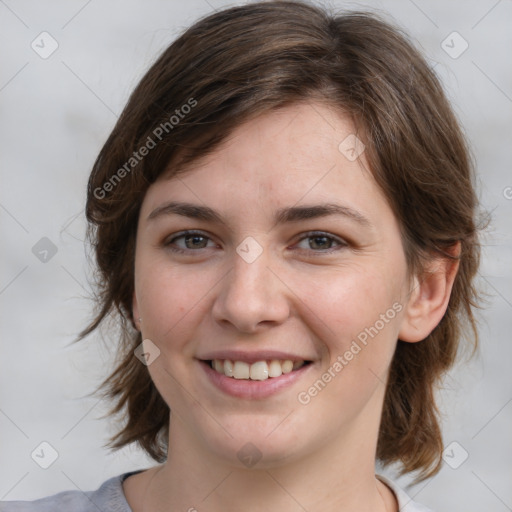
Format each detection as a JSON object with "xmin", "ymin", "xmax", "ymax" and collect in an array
[{"xmin": 1, "ymin": 0, "xmax": 511, "ymax": 510}]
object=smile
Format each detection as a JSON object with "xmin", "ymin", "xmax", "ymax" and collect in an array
[
  {"xmin": 198, "ymin": 357, "xmax": 314, "ymax": 399},
  {"xmin": 209, "ymin": 359, "xmax": 309, "ymax": 380}
]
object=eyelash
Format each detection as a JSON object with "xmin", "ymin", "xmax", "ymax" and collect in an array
[{"xmin": 163, "ymin": 230, "xmax": 348, "ymax": 256}]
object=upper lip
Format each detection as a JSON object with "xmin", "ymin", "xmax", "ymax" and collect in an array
[{"xmin": 197, "ymin": 350, "xmax": 314, "ymax": 364}]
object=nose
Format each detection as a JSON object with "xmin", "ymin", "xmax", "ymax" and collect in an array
[{"xmin": 211, "ymin": 244, "xmax": 290, "ymax": 334}]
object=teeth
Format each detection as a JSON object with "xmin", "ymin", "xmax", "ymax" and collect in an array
[
  {"xmin": 233, "ymin": 361, "xmax": 250, "ymax": 379},
  {"xmin": 268, "ymin": 360, "xmax": 283, "ymax": 378},
  {"xmin": 224, "ymin": 360, "xmax": 234, "ymax": 377},
  {"xmin": 211, "ymin": 359, "xmax": 306, "ymax": 380},
  {"xmin": 250, "ymin": 361, "xmax": 269, "ymax": 380},
  {"xmin": 281, "ymin": 360, "xmax": 293, "ymax": 373}
]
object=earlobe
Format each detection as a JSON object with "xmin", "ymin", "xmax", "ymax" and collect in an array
[{"xmin": 398, "ymin": 243, "xmax": 460, "ymax": 343}]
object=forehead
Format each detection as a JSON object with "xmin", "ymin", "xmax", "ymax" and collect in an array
[
  {"xmin": 168, "ymin": 102, "xmax": 363, "ymax": 179},
  {"xmin": 141, "ymin": 102, "xmax": 392, "ymax": 227}
]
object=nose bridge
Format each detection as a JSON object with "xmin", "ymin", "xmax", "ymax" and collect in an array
[
  {"xmin": 234, "ymin": 238, "xmax": 273, "ymax": 293},
  {"xmin": 212, "ymin": 238, "xmax": 289, "ymax": 331}
]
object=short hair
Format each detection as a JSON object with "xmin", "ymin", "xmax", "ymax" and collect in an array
[{"xmin": 79, "ymin": 0, "xmax": 482, "ymax": 482}]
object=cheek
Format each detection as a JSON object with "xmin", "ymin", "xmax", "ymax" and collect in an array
[
  {"xmin": 294, "ymin": 263, "xmax": 403, "ymax": 379},
  {"xmin": 134, "ymin": 255, "xmax": 209, "ymax": 351},
  {"xmin": 294, "ymin": 276, "xmax": 401, "ymax": 420},
  {"xmin": 135, "ymin": 259, "xmax": 213, "ymax": 406},
  {"xmin": 308, "ymin": 265, "xmax": 401, "ymax": 335}
]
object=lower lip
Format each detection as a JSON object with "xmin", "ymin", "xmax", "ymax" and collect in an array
[{"xmin": 198, "ymin": 360, "xmax": 313, "ymax": 399}]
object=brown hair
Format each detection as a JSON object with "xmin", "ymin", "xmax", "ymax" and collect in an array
[{"xmin": 79, "ymin": 0, "xmax": 482, "ymax": 482}]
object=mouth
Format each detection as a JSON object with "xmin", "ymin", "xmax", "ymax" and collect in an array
[
  {"xmin": 204, "ymin": 358, "xmax": 313, "ymax": 381},
  {"xmin": 197, "ymin": 357, "xmax": 315, "ymax": 399}
]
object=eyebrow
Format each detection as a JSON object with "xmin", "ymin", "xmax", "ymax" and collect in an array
[{"xmin": 147, "ymin": 201, "xmax": 373, "ymax": 228}]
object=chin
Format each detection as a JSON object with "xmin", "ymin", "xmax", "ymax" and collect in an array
[{"xmin": 200, "ymin": 416, "xmax": 311, "ymax": 469}]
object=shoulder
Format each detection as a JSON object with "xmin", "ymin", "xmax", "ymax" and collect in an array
[
  {"xmin": 0, "ymin": 471, "xmax": 141, "ymax": 512},
  {"xmin": 376, "ymin": 474, "xmax": 436, "ymax": 512}
]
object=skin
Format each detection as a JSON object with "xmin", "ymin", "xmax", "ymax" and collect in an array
[{"xmin": 124, "ymin": 101, "xmax": 459, "ymax": 512}]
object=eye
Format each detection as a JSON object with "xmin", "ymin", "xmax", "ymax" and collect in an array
[
  {"xmin": 293, "ymin": 231, "xmax": 347, "ymax": 254},
  {"xmin": 164, "ymin": 230, "xmax": 217, "ymax": 253},
  {"xmin": 163, "ymin": 230, "xmax": 348, "ymax": 255}
]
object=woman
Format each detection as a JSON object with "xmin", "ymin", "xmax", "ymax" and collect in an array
[{"xmin": 1, "ymin": 1, "xmax": 481, "ymax": 511}]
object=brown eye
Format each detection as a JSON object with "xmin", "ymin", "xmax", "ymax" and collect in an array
[
  {"xmin": 294, "ymin": 232, "xmax": 347, "ymax": 254},
  {"xmin": 181, "ymin": 234, "xmax": 209, "ymax": 249},
  {"xmin": 165, "ymin": 231, "xmax": 216, "ymax": 253}
]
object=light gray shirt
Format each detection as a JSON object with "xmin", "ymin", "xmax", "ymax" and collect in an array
[{"xmin": 0, "ymin": 471, "xmax": 434, "ymax": 511}]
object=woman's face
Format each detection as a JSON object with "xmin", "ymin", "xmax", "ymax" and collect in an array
[{"xmin": 133, "ymin": 102, "xmax": 412, "ymax": 468}]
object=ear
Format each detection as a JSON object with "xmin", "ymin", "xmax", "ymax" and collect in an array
[
  {"xmin": 399, "ymin": 242, "xmax": 460, "ymax": 343},
  {"xmin": 132, "ymin": 291, "xmax": 141, "ymax": 331}
]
